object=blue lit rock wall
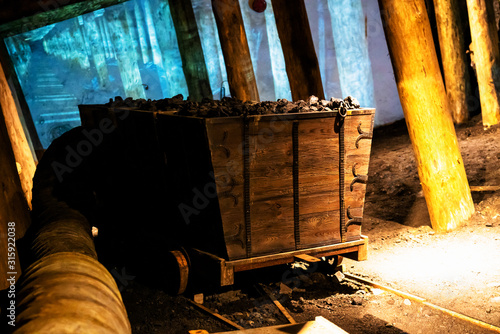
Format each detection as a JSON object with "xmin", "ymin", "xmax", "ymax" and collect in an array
[{"xmin": 5, "ymin": 0, "xmax": 403, "ymax": 148}]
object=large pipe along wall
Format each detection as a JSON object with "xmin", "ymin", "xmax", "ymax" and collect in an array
[{"xmin": 11, "ymin": 127, "xmax": 132, "ymax": 334}]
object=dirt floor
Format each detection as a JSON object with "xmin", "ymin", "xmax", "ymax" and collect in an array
[{"xmin": 119, "ymin": 113, "xmax": 500, "ymax": 334}]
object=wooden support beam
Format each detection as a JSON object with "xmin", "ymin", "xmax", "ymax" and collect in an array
[
  {"xmin": 187, "ymin": 299, "xmax": 244, "ymax": 330},
  {"xmin": 378, "ymin": 0, "xmax": 474, "ymax": 232},
  {"xmin": 255, "ymin": 283, "xmax": 296, "ymax": 324},
  {"xmin": 466, "ymin": 0, "xmax": 500, "ymax": 127},
  {"xmin": 271, "ymin": 0, "xmax": 324, "ymax": 101},
  {"xmin": 0, "ymin": 47, "xmax": 37, "ymax": 208},
  {"xmin": 169, "ymin": 0, "xmax": 213, "ymax": 102},
  {"xmin": 0, "ymin": 0, "xmax": 128, "ymax": 37},
  {"xmin": 434, "ymin": 0, "xmax": 472, "ymax": 124},
  {"xmin": 470, "ymin": 185, "xmax": 500, "ymax": 192},
  {"xmin": 211, "ymin": 0, "xmax": 259, "ymax": 102},
  {"xmin": 0, "ymin": 41, "xmax": 43, "ymax": 156},
  {"xmin": 0, "ymin": 104, "xmax": 31, "ymax": 290}
]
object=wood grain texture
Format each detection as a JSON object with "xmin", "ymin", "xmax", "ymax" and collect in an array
[
  {"xmin": 344, "ymin": 114, "xmax": 374, "ymax": 241},
  {"xmin": 169, "ymin": 0, "xmax": 213, "ymax": 102},
  {"xmin": 249, "ymin": 118, "xmax": 295, "ymax": 256},
  {"xmin": 206, "ymin": 119, "xmax": 246, "ymax": 259},
  {"xmin": 271, "ymin": 0, "xmax": 325, "ymax": 101},
  {"xmin": 0, "ymin": 48, "xmax": 36, "ymax": 209},
  {"xmin": 211, "ymin": 0, "xmax": 259, "ymax": 102},
  {"xmin": 298, "ymin": 118, "xmax": 341, "ymax": 248},
  {"xmin": 379, "ymin": 0, "xmax": 474, "ymax": 231},
  {"xmin": 466, "ymin": 0, "xmax": 500, "ymax": 127},
  {"xmin": 434, "ymin": 0, "xmax": 472, "ymax": 124}
]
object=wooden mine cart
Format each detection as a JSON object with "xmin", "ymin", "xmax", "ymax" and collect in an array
[{"xmin": 79, "ymin": 104, "xmax": 375, "ymax": 293}]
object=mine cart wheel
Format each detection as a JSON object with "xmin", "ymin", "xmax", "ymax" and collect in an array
[
  {"xmin": 319, "ymin": 255, "xmax": 344, "ymax": 274},
  {"xmin": 166, "ymin": 249, "xmax": 190, "ymax": 295}
]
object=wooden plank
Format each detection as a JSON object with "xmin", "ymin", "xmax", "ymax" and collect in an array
[
  {"xmin": 249, "ymin": 118, "xmax": 294, "ymax": 256},
  {"xmin": 206, "ymin": 119, "xmax": 246, "ymax": 260},
  {"xmin": 211, "ymin": 0, "xmax": 259, "ymax": 102},
  {"xmin": 0, "ymin": 0, "xmax": 129, "ymax": 38},
  {"xmin": 271, "ymin": 0, "xmax": 324, "ymax": 101},
  {"xmin": 169, "ymin": 0, "xmax": 213, "ymax": 102},
  {"xmin": 298, "ymin": 118, "xmax": 341, "ymax": 248},
  {"xmin": 378, "ymin": 0, "xmax": 474, "ymax": 231}
]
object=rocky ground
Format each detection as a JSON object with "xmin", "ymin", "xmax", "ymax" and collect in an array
[{"xmin": 119, "ymin": 113, "xmax": 500, "ymax": 334}]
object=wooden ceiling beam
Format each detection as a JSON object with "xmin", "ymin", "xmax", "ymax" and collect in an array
[
  {"xmin": 212, "ymin": 0, "xmax": 259, "ymax": 102},
  {"xmin": 0, "ymin": 0, "xmax": 128, "ymax": 37},
  {"xmin": 271, "ymin": 0, "xmax": 324, "ymax": 101}
]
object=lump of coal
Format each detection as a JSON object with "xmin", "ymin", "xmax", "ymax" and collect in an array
[
  {"xmin": 343, "ymin": 95, "xmax": 360, "ymax": 109},
  {"xmin": 105, "ymin": 94, "xmax": 362, "ymax": 117}
]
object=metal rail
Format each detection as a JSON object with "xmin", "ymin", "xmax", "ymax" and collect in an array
[{"xmin": 344, "ymin": 273, "xmax": 500, "ymax": 333}]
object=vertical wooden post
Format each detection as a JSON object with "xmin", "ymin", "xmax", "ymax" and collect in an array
[
  {"xmin": 0, "ymin": 41, "xmax": 43, "ymax": 155},
  {"xmin": 271, "ymin": 0, "xmax": 324, "ymax": 101},
  {"xmin": 0, "ymin": 50, "xmax": 37, "ymax": 208},
  {"xmin": 212, "ymin": 0, "xmax": 259, "ymax": 102},
  {"xmin": 0, "ymin": 105, "xmax": 31, "ymax": 290},
  {"xmin": 434, "ymin": 0, "xmax": 472, "ymax": 124},
  {"xmin": 378, "ymin": 0, "xmax": 474, "ymax": 232},
  {"xmin": 466, "ymin": 0, "xmax": 500, "ymax": 127},
  {"xmin": 169, "ymin": 0, "xmax": 213, "ymax": 101}
]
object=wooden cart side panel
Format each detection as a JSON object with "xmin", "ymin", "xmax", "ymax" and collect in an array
[
  {"xmin": 156, "ymin": 114, "xmax": 228, "ymax": 258},
  {"xmin": 343, "ymin": 113, "xmax": 375, "ymax": 241},
  {"xmin": 205, "ymin": 119, "xmax": 247, "ymax": 260},
  {"xmin": 249, "ymin": 118, "xmax": 295, "ymax": 256},
  {"xmin": 78, "ymin": 105, "xmax": 112, "ymax": 128},
  {"xmin": 298, "ymin": 118, "xmax": 342, "ymax": 248},
  {"xmin": 117, "ymin": 111, "xmax": 171, "ymax": 213}
]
